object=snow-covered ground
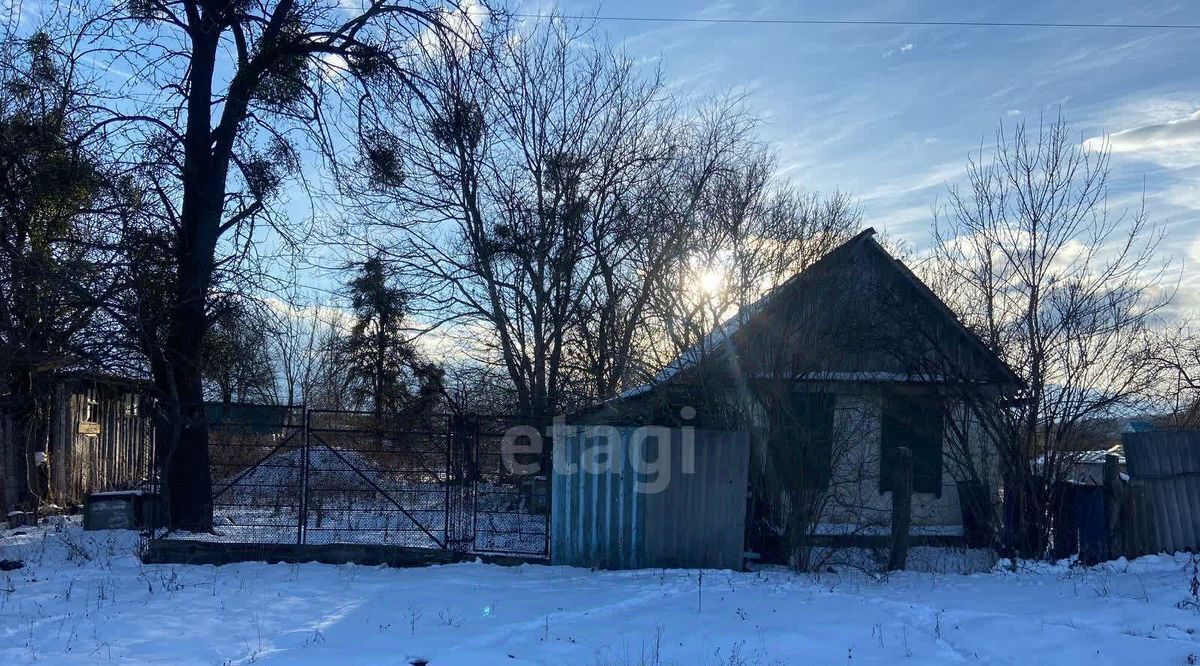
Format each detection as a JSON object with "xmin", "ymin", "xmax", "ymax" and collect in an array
[{"xmin": 2, "ymin": 518, "xmax": 1199, "ymax": 665}]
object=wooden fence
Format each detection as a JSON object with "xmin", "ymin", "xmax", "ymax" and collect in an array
[
  {"xmin": 0, "ymin": 377, "xmax": 153, "ymax": 514},
  {"xmin": 50, "ymin": 380, "xmax": 154, "ymax": 506},
  {"xmin": 1117, "ymin": 431, "xmax": 1200, "ymax": 557}
]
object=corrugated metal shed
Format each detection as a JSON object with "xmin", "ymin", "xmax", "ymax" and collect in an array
[{"xmin": 551, "ymin": 427, "xmax": 749, "ymax": 570}]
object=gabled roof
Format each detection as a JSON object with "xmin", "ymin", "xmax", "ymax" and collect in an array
[
  {"xmin": 609, "ymin": 227, "xmax": 1020, "ymax": 404},
  {"xmin": 868, "ymin": 234, "xmax": 1022, "ymax": 387}
]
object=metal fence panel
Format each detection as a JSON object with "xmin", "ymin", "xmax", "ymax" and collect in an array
[
  {"xmin": 551, "ymin": 427, "xmax": 749, "ymax": 570},
  {"xmin": 303, "ymin": 410, "xmax": 451, "ymax": 548},
  {"xmin": 1122, "ymin": 431, "xmax": 1200, "ymax": 556},
  {"xmin": 206, "ymin": 406, "xmax": 304, "ymax": 544},
  {"xmin": 151, "ymin": 408, "xmax": 550, "ymax": 559}
]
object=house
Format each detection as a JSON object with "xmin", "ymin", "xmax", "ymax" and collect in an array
[
  {"xmin": 1059, "ymin": 447, "xmax": 1125, "ymax": 486},
  {"xmin": 1, "ymin": 372, "xmax": 154, "ymax": 515},
  {"xmin": 577, "ymin": 228, "xmax": 1021, "ymax": 565}
]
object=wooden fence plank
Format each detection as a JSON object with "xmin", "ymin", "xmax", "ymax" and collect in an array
[{"xmin": 1159, "ymin": 440, "xmax": 1180, "ymax": 553}]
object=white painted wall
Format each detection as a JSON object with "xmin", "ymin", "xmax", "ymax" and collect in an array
[{"xmin": 745, "ymin": 385, "xmax": 1000, "ymax": 530}]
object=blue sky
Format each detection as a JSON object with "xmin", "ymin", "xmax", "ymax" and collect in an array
[
  {"xmin": 15, "ymin": 0, "xmax": 1197, "ymax": 308},
  {"xmin": 548, "ymin": 0, "xmax": 1200, "ymax": 304}
]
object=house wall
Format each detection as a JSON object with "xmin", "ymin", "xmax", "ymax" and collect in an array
[
  {"xmin": 745, "ymin": 384, "xmax": 999, "ymax": 532},
  {"xmin": 0, "ymin": 378, "xmax": 153, "ymax": 513}
]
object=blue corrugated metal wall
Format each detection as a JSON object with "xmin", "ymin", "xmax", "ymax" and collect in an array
[{"xmin": 551, "ymin": 427, "xmax": 748, "ymax": 570}]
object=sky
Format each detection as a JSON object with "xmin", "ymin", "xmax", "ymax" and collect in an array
[
  {"xmin": 543, "ymin": 0, "xmax": 1200, "ymax": 305},
  {"xmin": 8, "ymin": 0, "xmax": 1199, "ymax": 313}
]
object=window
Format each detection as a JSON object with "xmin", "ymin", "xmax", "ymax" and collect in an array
[
  {"xmin": 880, "ymin": 393, "xmax": 944, "ymax": 496},
  {"xmin": 83, "ymin": 399, "xmax": 100, "ymax": 423},
  {"xmin": 777, "ymin": 392, "xmax": 836, "ymax": 490}
]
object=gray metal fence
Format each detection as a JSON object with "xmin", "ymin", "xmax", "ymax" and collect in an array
[
  {"xmin": 551, "ymin": 426, "xmax": 749, "ymax": 570},
  {"xmin": 1121, "ymin": 431, "xmax": 1200, "ymax": 556},
  {"xmin": 150, "ymin": 409, "xmax": 550, "ymax": 559}
]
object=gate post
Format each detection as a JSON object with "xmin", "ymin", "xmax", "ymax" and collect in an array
[
  {"xmin": 297, "ymin": 405, "xmax": 309, "ymax": 545},
  {"xmin": 466, "ymin": 413, "xmax": 480, "ymax": 552},
  {"xmin": 447, "ymin": 414, "xmax": 465, "ymax": 551},
  {"xmin": 445, "ymin": 413, "xmax": 480, "ymax": 552},
  {"xmin": 443, "ymin": 413, "xmax": 452, "ymax": 549},
  {"xmin": 1103, "ymin": 453, "xmax": 1124, "ymax": 560}
]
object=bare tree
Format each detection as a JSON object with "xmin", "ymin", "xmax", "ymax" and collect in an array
[
  {"xmin": 266, "ymin": 291, "xmax": 325, "ymax": 409},
  {"xmin": 200, "ymin": 300, "xmax": 278, "ymax": 404},
  {"xmin": 1147, "ymin": 322, "xmax": 1200, "ymax": 428},
  {"xmin": 63, "ymin": 0, "xmax": 461, "ymax": 529},
  {"xmin": 571, "ymin": 97, "xmax": 759, "ymax": 402},
  {"xmin": 929, "ymin": 116, "xmax": 1170, "ymax": 558},
  {"xmin": 304, "ymin": 305, "xmax": 357, "ymax": 410},
  {"xmin": 351, "ymin": 13, "xmax": 670, "ymax": 416},
  {"xmin": 0, "ymin": 21, "xmax": 128, "ymax": 511},
  {"xmin": 641, "ymin": 140, "xmax": 861, "ymax": 379}
]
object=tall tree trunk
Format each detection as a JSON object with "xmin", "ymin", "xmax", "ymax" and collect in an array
[
  {"xmin": 157, "ymin": 264, "xmax": 215, "ymax": 531},
  {"xmin": 153, "ymin": 27, "xmax": 227, "ymax": 532},
  {"xmin": 10, "ymin": 364, "xmax": 50, "ymax": 510}
]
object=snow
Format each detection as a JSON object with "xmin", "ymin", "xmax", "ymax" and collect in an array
[{"xmin": 3, "ymin": 518, "xmax": 1200, "ymax": 665}]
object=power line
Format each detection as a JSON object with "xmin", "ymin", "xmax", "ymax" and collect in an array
[{"xmin": 511, "ymin": 13, "xmax": 1200, "ymax": 31}]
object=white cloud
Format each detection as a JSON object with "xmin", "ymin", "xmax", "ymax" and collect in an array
[
  {"xmin": 871, "ymin": 204, "xmax": 933, "ymax": 238},
  {"xmin": 900, "ymin": 43, "xmax": 913, "ymax": 53},
  {"xmin": 1190, "ymin": 231, "xmax": 1200, "ymax": 271},
  {"xmin": 1164, "ymin": 181, "xmax": 1200, "ymax": 211},
  {"xmin": 1084, "ymin": 108, "xmax": 1200, "ymax": 168},
  {"xmin": 315, "ymin": 52, "xmax": 350, "ymax": 85},
  {"xmin": 419, "ymin": 0, "xmax": 489, "ymax": 57},
  {"xmin": 858, "ymin": 159, "xmax": 964, "ymax": 203}
]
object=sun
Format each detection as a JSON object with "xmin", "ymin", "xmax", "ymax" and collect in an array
[{"xmin": 698, "ymin": 267, "xmax": 724, "ymax": 297}]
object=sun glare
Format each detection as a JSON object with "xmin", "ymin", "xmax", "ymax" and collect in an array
[{"xmin": 698, "ymin": 267, "xmax": 724, "ymax": 296}]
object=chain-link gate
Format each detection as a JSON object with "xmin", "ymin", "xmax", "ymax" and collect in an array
[{"xmin": 157, "ymin": 406, "xmax": 549, "ymax": 558}]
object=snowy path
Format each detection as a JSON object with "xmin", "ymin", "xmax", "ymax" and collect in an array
[{"xmin": 1, "ymin": 519, "xmax": 1198, "ymax": 665}]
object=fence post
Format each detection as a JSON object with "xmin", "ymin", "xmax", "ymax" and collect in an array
[
  {"xmin": 445, "ymin": 413, "xmax": 458, "ymax": 549},
  {"xmin": 888, "ymin": 447, "xmax": 912, "ymax": 571},
  {"xmin": 297, "ymin": 405, "xmax": 308, "ymax": 546},
  {"xmin": 1103, "ymin": 454, "xmax": 1123, "ymax": 560}
]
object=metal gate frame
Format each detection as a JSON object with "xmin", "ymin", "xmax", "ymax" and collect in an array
[
  {"xmin": 301, "ymin": 408, "xmax": 451, "ymax": 549},
  {"xmin": 175, "ymin": 407, "xmax": 549, "ymax": 558}
]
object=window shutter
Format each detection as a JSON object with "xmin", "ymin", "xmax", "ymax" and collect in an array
[
  {"xmin": 801, "ymin": 393, "xmax": 835, "ymax": 490},
  {"xmin": 881, "ymin": 394, "xmax": 944, "ymax": 496},
  {"xmin": 782, "ymin": 392, "xmax": 835, "ymax": 490}
]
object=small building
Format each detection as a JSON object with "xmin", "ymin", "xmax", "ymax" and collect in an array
[
  {"xmin": 1, "ymin": 372, "xmax": 154, "ymax": 514},
  {"xmin": 1054, "ymin": 447, "xmax": 1126, "ymax": 486},
  {"xmin": 576, "ymin": 228, "xmax": 1020, "ymax": 567}
]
